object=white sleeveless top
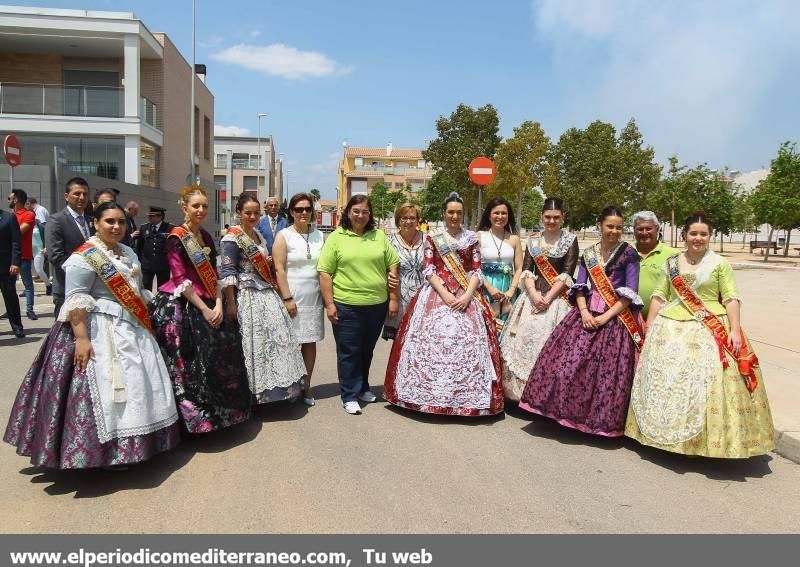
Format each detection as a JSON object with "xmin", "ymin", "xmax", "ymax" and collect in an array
[{"xmin": 479, "ymin": 231, "xmax": 515, "ymax": 265}]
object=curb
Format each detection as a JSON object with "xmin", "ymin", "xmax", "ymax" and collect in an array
[{"xmin": 775, "ymin": 430, "xmax": 800, "ymax": 464}]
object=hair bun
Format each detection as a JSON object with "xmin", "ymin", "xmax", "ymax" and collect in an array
[{"xmin": 447, "ymin": 192, "xmax": 461, "ymax": 200}]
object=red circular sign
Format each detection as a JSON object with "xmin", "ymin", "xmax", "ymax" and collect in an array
[
  {"xmin": 3, "ymin": 135, "xmax": 22, "ymax": 167},
  {"xmin": 468, "ymin": 156, "xmax": 495, "ymax": 186}
]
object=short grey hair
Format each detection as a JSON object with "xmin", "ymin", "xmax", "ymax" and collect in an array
[{"xmin": 632, "ymin": 210, "xmax": 660, "ymax": 228}]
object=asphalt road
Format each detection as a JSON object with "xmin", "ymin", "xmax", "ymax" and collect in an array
[{"xmin": 1, "ymin": 298, "xmax": 800, "ymax": 534}]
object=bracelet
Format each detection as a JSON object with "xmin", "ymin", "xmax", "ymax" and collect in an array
[{"xmin": 282, "ymin": 296, "xmax": 294, "ymax": 302}]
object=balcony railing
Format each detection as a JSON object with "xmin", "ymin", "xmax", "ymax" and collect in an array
[
  {"xmin": 231, "ymin": 158, "xmax": 264, "ymax": 169},
  {"xmin": 0, "ymin": 83, "xmax": 159, "ymax": 128},
  {"xmin": 350, "ymin": 164, "xmax": 433, "ymax": 176}
]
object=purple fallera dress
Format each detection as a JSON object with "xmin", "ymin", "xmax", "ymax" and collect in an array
[{"xmin": 519, "ymin": 242, "xmax": 643, "ymax": 437}]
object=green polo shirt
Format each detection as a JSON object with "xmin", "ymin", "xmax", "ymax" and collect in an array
[
  {"xmin": 638, "ymin": 241, "xmax": 679, "ymax": 318},
  {"xmin": 317, "ymin": 227, "xmax": 400, "ymax": 306}
]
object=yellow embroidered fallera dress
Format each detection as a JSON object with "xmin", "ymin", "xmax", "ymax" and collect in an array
[{"xmin": 624, "ymin": 251, "xmax": 775, "ymax": 458}]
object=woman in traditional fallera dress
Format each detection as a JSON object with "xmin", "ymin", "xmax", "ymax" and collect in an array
[
  {"xmin": 274, "ymin": 193, "xmax": 326, "ymax": 406},
  {"xmin": 500, "ymin": 198, "xmax": 578, "ymax": 401},
  {"xmin": 220, "ymin": 195, "xmax": 306, "ymax": 405},
  {"xmin": 477, "ymin": 198, "xmax": 522, "ymax": 328},
  {"xmin": 4, "ymin": 203, "xmax": 179, "ymax": 469},
  {"xmin": 150, "ymin": 185, "xmax": 251, "ymax": 434},
  {"xmin": 625, "ymin": 213, "xmax": 774, "ymax": 458},
  {"xmin": 384, "ymin": 192, "xmax": 504, "ymax": 416},
  {"xmin": 519, "ymin": 206, "xmax": 643, "ymax": 436},
  {"xmin": 382, "ymin": 203, "xmax": 426, "ymax": 340}
]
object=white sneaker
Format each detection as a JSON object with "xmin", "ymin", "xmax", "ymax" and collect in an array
[
  {"xmin": 358, "ymin": 391, "xmax": 377, "ymax": 403},
  {"xmin": 343, "ymin": 401, "xmax": 362, "ymax": 415}
]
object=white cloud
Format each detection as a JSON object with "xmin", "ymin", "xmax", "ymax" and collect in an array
[
  {"xmin": 211, "ymin": 43, "xmax": 352, "ymax": 80},
  {"xmin": 532, "ymin": 0, "xmax": 800, "ymax": 167},
  {"xmin": 214, "ymin": 125, "xmax": 251, "ymax": 137}
]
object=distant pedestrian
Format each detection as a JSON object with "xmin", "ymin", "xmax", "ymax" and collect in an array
[
  {"xmin": 317, "ymin": 195, "xmax": 400, "ymax": 415},
  {"xmin": 122, "ymin": 200, "xmax": 140, "ymax": 248},
  {"xmin": 46, "ymin": 177, "xmax": 93, "ymax": 317},
  {"xmin": 0, "ymin": 208, "xmax": 24, "ymax": 337},
  {"xmin": 9, "ymin": 189, "xmax": 38, "ymax": 320},
  {"xmin": 26, "ymin": 197, "xmax": 49, "ymax": 245},
  {"xmin": 135, "ymin": 206, "xmax": 173, "ymax": 290},
  {"xmin": 273, "ymin": 192, "xmax": 327, "ymax": 406},
  {"xmin": 257, "ymin": 196, "xmax": 288, "ymax": 255}
]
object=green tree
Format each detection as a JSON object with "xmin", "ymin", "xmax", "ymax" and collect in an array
[
  {"xmin": 730, "ymin": 189, "xmax": 756, "ymax": 246},
  {"xmin": 520, "ymin": 189, "xmax": 545, "ymax": 229},
  {"xmin": 424, "ymin": 103, "xmax": 502, "ymax": 224},
  {"xmin": 751, "ymin": 141, "xmax": 800, "ymax": 260},
  {"xmin": 416, "ymin": 172, "xmax": 458, "ymax": 223},
  {"xmin": 487, "ymin": 120, "xmax": 551, "ymax": 231},
  {"xmin": 309, "ymin": 188, "xmax": 321, "ymax": 202}
]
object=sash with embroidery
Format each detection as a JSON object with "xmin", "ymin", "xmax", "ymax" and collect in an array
[
  {"xmin": 666, "ymin": 255, "xmax": 759, "ymax": 393},
  {"xmin": 76, "ymin": 242, "xmax": 154, "ymax": 335},
  {"xmin": 430, "ymin": 232, "xmax": 494, "ymax": 318},
  {"xmin": 226, "ymin": 226, "xmax": 279, "ymax": 289},
  {"xmin": 583, "ymin": 244, "xmax": 643, "ymax": 350},
  {"xmin": 170, "ymin": 226, "xmax": 217, "ymax": 297},
  {"xmin": 528, "ymin": 233, "xmax": 570, "ymax": 304}
]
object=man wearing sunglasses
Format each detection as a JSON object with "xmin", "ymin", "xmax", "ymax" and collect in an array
[{"xmin": 257, "ymin": 196, "xmax": 288, "ymax": 255}]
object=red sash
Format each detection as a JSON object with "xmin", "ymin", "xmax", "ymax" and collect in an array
[
  {"xmin": 430, "ymin": 232, "xmax": 495, "ymax": 321},
  {"xmin": 527, "ymin": 234, "xmax": 570, "ymax": 304},
  {"xmin": 667, "ymin": 255, "xmax": 759, "ymax": 393},
  {"xmin": 170, "ymin": 226, "xmax": 217, "ymax": 297},
  {"xmin": 226, "ymin": 226, "xmax": 279, "ymax": 289},
  {"xmin": 583, "ymin": 244, "xmax": 643, "ymax": 350},
  {"xmin": 76, "ymin": 241, "xmax": 154, "ymax": 334}
]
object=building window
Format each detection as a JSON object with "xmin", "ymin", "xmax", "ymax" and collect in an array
[
  {"xmin": 354, "ymin": 157, "xmax": 363, "ymax": 167},
  {"xmin": 140, "ymin": 140, "xmax": 159, "ymax": 188},
  {"xmin": 215, "ymin": 154, "xmax": 227, "ymax": 168},
  {"xmin": 418, "ymin": 160, "xmax": 426, "ymax": 168},
  {"xmin": 214, "ymin": 175, "xmax": 227, "ymax": 190},
  {"xmin": 243, "ymin": 176, "xmax": 258, "ymax": 191},
  {"xmin": 203, "ymin": 115, "xmax": 211, "ymax": 161},
  {"xmin": 194, "ymin": 107, "xmax": 200, "ymax": 156}
]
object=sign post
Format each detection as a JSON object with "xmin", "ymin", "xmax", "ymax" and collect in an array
[
  {"xmin": 468, "ymin": 156, "xmax": 496, "ymax": 221},
  {"xmin": 3, "ymin": 135, "xmax": 22, "ymax": 196}
]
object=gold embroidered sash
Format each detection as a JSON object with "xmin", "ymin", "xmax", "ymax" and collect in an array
[
  {"xmin": 170, "ymin": 226, "xmax": 217, "ymax": 297},
  {"xmin": 226, "ymin": 226, "xmax": 278, "ymax": 289},
  {"xmin": 667, "ymin": 255, "xmax": 758, "ymax": 393},
  {"xmin": 528, "ymin": 234, "xmax": 570, "ymax": 304},
  {"xmin": 76, "ymin": 241, "xmax": 154, "ymax": 335},
  {"xmin": 430, "ymin": 232, "xmax": 493, "ymax": 316}
]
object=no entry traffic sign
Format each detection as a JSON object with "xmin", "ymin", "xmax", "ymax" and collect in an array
[
  {"xmin": 3, "ymin": 135, "xmax": 22, "ymax": 167},
  {"xmin": 468, "ymin": 156, "xmax": 495, "ymax": 186}
]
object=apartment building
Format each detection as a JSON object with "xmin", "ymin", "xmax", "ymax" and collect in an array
[
  {"xmin": 0, "ymin": 5, "xmax": 215, "ymax": 199},
  {"xmin": 213, "ymin": 135, "xmax": 282, "ymax": 224},
  {"xmin": 336, "ymin": 143, "xmax": 434, "ymax": 209}
]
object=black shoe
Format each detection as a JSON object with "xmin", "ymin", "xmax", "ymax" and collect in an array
[
  {"xmin": 27, "ymin": 310, "xmax": 38, "ymax": 321},
  {"xmin": 0, "ymin": 312, "xmax": 7, "ymax": 320},
  {"xmin": 11, "ymin": 325, "xmax": 24, "ymax": 338},
  {"xmin": 46, "ymin": 286, "xmax": 53, "ymax": 296}
]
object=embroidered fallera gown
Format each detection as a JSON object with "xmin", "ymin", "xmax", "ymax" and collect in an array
[
  {"xmin": 384, "ymin": 230, "xmax": 504, "ymax": 416},
  {"xmin": 625, "ymin": 251, "xmax": 774, "ymax": 457},
  {"xmin": 519, "ymin": 242, "xmax": 643, "ymax": 436},
  {"xmin": 150, "ymin": 229, "xmax": 251, "ymax": 434},
  {"xmin": 219, "ymin": 228, "xmax": 306, "ymax": 404},
  {"xmin": 4, "ymin": 238, "xmax": 180, "ymax": 468},
  {"xmin": 500, "ymin": 230, "xmax": 578, "ymax": 400},
  {"xmin": 382, "ymin": 232, "xmax": 425, "ymax": 340}
]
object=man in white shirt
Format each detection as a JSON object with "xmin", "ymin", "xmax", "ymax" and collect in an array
[{"xmin": 26, "ymin": 197, "xmax": 49, "ymax": 244}]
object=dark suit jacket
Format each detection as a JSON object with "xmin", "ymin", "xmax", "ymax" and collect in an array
[
  {"xmin": 45, "ymin": 207, "xmax": 93, "ymax": 295},
  {"xmin": 256, "ymin": 215, "xmax": 288, "ymax": 254},
  {"xmin": 134, "ymin": 221, "xmax": 174, "ymax": 272},
  {"xmin": 121, "ymin": 214, "xmax": 138, "ymax": 248},
  {"xmin": 0, "ymin": 209, "xmax": 22, "ymax": 273}
]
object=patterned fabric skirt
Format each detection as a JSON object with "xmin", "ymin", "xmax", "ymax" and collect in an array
[
  {"xmin": 237, "ymin": 287, "xmax": 305, "ymax": 404},
  {"xmin": 384, "ymin": 285, "xmax": 504, "ymax": 416},
  {"xmin": 500, "ymin": 294, "xmax": 572, "ymax": 401},
  {"xmin": 4, "ymin": 322, "xmax": 180, "ymax": 469},
  {"xmin": 150, "ymin": 293, "xmax": 252, "ymax": 434},
  {"xmin": 482, "ymin": 262, "xmax": 517, "ymax": 323},
  {"xmin": 625, "ymin": 315, "xmax": 775, "ymax": 458},
  {"xmin": 519, "ymin": 308, "xmax": 638, "ymax": 436}
]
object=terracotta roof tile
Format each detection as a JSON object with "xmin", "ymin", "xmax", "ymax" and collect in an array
[{"xmin": 345, "ymin": 146, "xmax": 424, "ymax": 159}]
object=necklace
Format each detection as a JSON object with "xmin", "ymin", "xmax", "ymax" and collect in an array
[
  {"xmin": 489, "ymin": 230, "xmax": 505, "ymax": 262},
  {"xmin": 685, "ymin": 251, "xmax": 704, "ymax": 265},
  {"xmin": 295, "ymin": 224, "xmax": 312, "ymax": 259}
]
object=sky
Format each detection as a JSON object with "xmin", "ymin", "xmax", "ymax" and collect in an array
[{"xmin": 10, "ymin": 0, "xmax": 800, "ymax": 200}]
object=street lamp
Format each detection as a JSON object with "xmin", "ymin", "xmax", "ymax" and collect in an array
[{"xmin": 256, "ymin": 112, "xmax": 267, "ymax": 198}]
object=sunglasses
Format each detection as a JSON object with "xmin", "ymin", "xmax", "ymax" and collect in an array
[{"xmin": 292, "ymin": 206, "xmax": 313, "ymax": 214}]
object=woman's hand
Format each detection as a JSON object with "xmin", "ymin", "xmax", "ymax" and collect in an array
[
  {"xmin": 204, "ymin": 305, "xmax": 222, "ymax": 328},
  {"xmin": 450, "ymin": 293, "xmax": 471, "ymax": 312},
  {"xmin": 326, "ymin": 304, "xmax": 338, "ymax": 324},
  {"xmin": 503, "ymin": 289, "xmax": 515, "ymax": 304},
  {"xmin": 593, "ymin": 312, "xmax": 611, "ymax": 328},
  {"xmin": 484, "ymin": 283, "xmax": 502, "ymax": 302},
  {"xmin": 285, "ymin": 299, "xmax": 298, "ymax": 318},
  {"xmin": 387, "ymin": 272, "xmax": 399, "ymax": 291},
  {"xmin": 534, "ymin": 294, "xmax": 550, "ymax": 312},
  {"xmin": 73, "ymin": 337, "xmax": 94, "ymax": 371},
  {"xmin": 728, "ymin": 328, "xmax": 743, "ymax": 356},
  {"xmin": 388, "ymin": 298, "xmax": 399, "ymax": 320},
  {"xmin": 580, "ymin": 309, "xmax": 599, "ymax": 331}
]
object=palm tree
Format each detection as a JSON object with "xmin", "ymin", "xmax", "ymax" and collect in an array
[{"xmin": 310, "ymin": 188, "xmax": 321, "ymax": 202}]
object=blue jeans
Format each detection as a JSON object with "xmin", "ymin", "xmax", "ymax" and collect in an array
[
  {"xmin": 20, "ymin": 259, "xmax": 34, "ymax": 312},
  {"xmin": 331, "ymin": 301, "xmax": 388, "ymax": 403}
]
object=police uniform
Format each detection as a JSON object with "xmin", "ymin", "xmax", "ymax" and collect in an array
[{"xmin": 135, "ymin": 206, "xmax": 173, "ymax": 290}]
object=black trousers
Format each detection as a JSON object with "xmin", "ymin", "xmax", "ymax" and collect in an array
[
  {"xmin": 143, "ymin": 270, "xmax": 171, "ymax": 291},
  {"xmin": 1, "ymin": 272, "xmax": 23, "ymax": 330}
]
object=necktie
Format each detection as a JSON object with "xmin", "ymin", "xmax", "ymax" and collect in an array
[
  {"xmin": 77, "ymin": 215, "xmax": 89, "ymax": 239},
  {"xmin": 271, "ymin": 217, "xmax": 277, "ymax": 234}
]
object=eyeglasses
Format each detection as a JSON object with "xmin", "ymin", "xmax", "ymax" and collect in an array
[
  {"xmin": 292, "ymin": 206, "xmax": 313, "ymax": 214},
  {"xmin": 350, "ymin": 209, "xmax": 371, "ymax": 217},
  {"xmin": 400, "ymin": 216, "xmax": 419, "ymax": 222}
]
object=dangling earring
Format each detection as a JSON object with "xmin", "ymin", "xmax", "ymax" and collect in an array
[{"xmin": 183, "ymin": 211, "xmax": 191, "ymax": 224}]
